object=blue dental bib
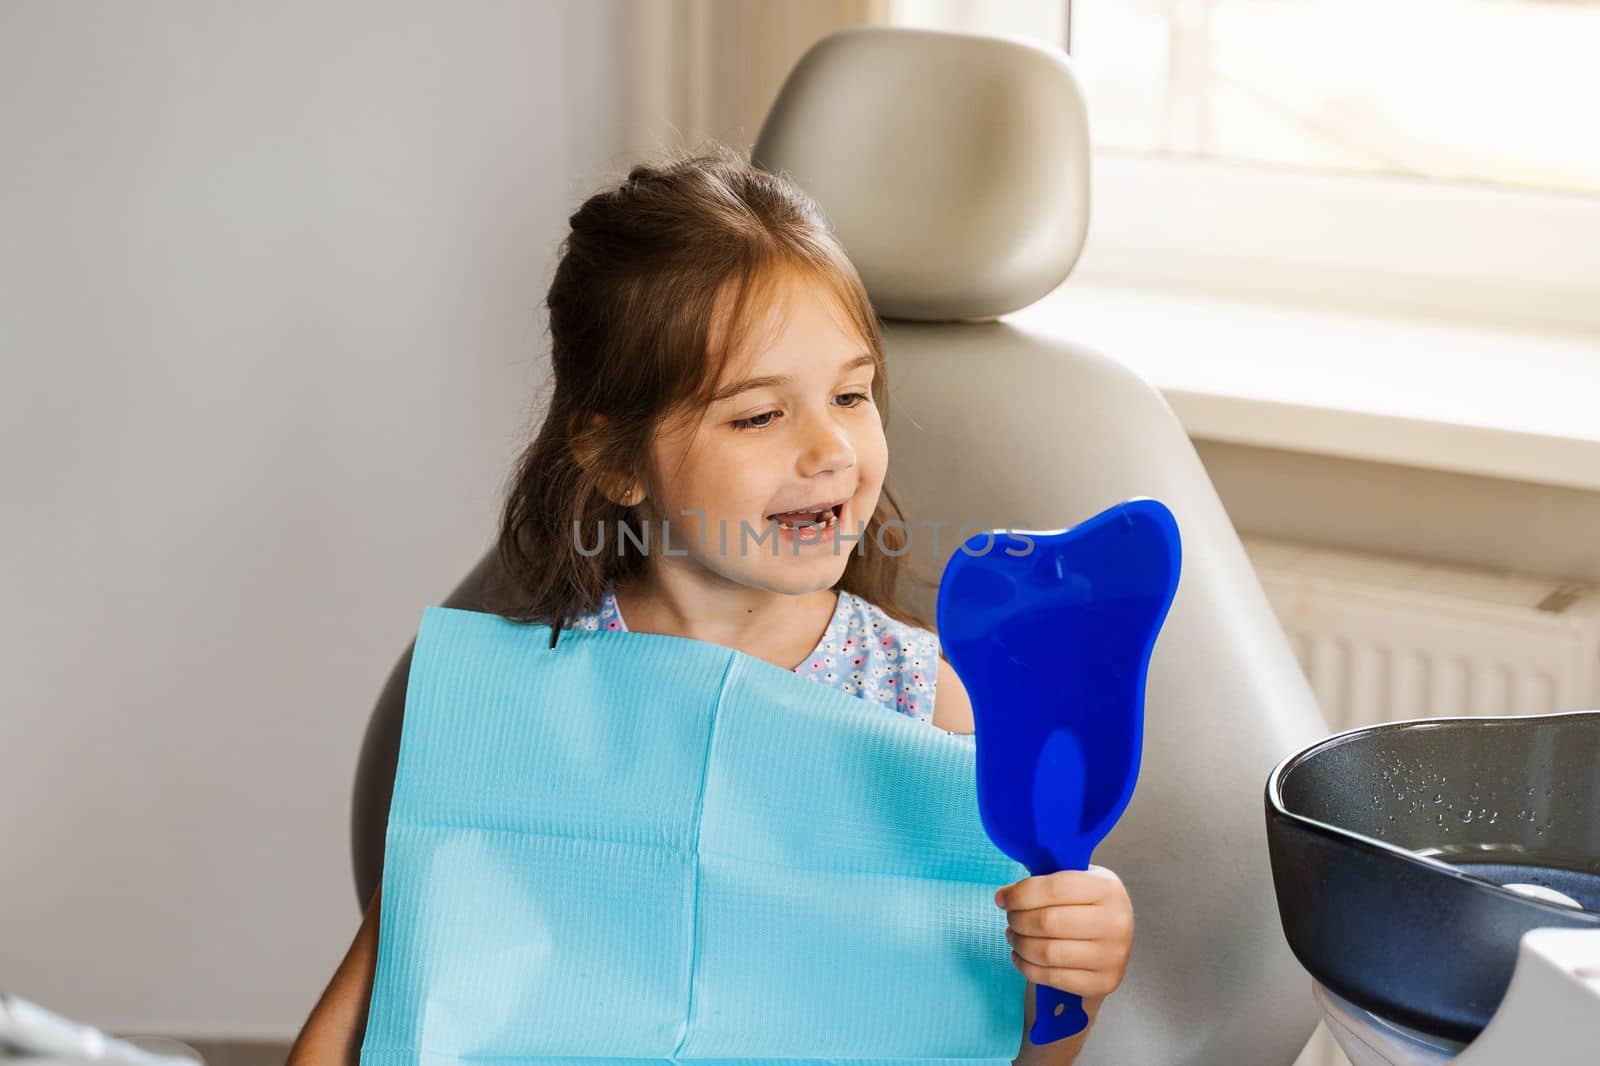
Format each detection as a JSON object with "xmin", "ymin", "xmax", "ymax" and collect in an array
[{"xmin": 359, "ymin": 606, "xmax": 1027, "ymax": 1066}]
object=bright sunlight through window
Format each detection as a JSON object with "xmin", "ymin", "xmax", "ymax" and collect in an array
[{"xmin": 889, "ymin": 0, "xmax": 1600, "ymax": 196}]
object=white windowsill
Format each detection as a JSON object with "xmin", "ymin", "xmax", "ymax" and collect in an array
[{"xmin": 1005, "ymin": 281, "xmax": 1600, "ymax": 494}]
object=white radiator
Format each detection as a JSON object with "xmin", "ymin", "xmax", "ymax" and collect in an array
[
  {"xmin": 1242, "ymin": 535, "xmax": 1600, "ymax": 1066},
  {"xmin": 1245, "ymin": 536, "xmax": 1600, "ymax": 730}
]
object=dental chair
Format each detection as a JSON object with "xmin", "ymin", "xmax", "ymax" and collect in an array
[{"xmin": 351, "ymin": 25, "xmax": 1330, "ymax": 1066}]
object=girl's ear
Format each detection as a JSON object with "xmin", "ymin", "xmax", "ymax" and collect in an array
[
  {"xmin": 613, "ymin": 480, "xmax": 646, "ymax": 508},
  {"xmin": 569, "ymin": 412, "xmax": 641, "ymax": 507},
  {"xmin": 566, "ymin": 412, "xmax": 610, "ymax": 477}
]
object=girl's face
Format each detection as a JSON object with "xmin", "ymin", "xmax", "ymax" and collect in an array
[{"xmin": 641, "ymin": 275, "xmax": 887, "ymax": 596}]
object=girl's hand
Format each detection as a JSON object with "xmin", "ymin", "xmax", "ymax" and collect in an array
[{"xmin": 996, "ymin": 865, "xmax": 1133, "ymax": 1000}]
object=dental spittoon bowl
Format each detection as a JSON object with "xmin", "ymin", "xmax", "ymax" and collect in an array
[{"xmin": 1265, "ymin": 710, "xmax": 1600, "ymax": 1044}]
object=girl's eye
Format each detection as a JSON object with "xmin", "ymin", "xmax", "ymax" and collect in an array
[
  {"xmin": 731, "ymin": 410, "xmax": 778, "ymax": 431},
  {"xmin": 730, "ymin": 392, "xmax": 871, "ymax": 432}
]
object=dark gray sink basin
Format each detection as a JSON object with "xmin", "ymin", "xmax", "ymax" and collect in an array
[{"xmin": 1265, "ymin": 710, "xmax": 1600, "ymax": 1043}]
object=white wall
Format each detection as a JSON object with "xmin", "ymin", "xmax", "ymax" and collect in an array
[{"xmin": 0, "ymin": 0, "xmax": 634, "ymax": 1040}]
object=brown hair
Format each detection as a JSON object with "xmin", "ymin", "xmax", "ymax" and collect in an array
[{"xmin": 490, "ymin": 142, "xmax": 933, "ymax": 646}]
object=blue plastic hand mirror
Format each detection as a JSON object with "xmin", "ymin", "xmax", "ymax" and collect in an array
[{"xmin": 935, "ymin": 497, "xmax": 1182, "ymax": 1046}]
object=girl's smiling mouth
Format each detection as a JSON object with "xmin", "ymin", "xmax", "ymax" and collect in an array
[
  {"xmin": 765, "ymin": 499, "xmax": 847, "ymax": 545},
  {"xmin": 765, "ymin": 498, "xmax": 847, "ymax": 527}
]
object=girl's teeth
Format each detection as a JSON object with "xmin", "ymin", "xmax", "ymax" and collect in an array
[{"xmin": 777, "ymin": 508, "xmax": 837, "ymax": 531}]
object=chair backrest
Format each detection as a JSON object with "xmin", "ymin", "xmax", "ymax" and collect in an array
[{"xmin": 352, "ymin": 24, "xmax": 1331, "ymax": 1066}]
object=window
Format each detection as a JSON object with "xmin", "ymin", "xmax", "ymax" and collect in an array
[
  {"xmin": 893, "ymin": 0, "xmax": 1599, "ymax": 195},
  {"xmin": 886, "ymin": 0, "xmax": 1600, "ymax": 330},
  {"xmin": 1088, "ymin": 0, "xmax": 1600, "ymax": 196}
]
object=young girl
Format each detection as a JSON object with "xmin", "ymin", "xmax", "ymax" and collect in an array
[{"xmin": 288, "ymin": 144, "xmax": 1133, "ymax": 1066}]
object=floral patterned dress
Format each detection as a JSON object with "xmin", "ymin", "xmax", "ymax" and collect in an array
[{"xmin": 564, "ymin": 583, "xmax": 941, "ymax": 723}]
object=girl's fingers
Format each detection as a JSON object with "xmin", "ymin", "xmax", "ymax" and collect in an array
[
  {"xmin": 1005, "ymin": 927, "xmax": 1116, "ymax": 972},
  {"xmin": 998, "ymin": 866, "xmax": 1121, "ymax": 911},
  {"xmin": 1006, "ymin": 900, "xmax": 1132, "ymax": 942},
  {"xmin": 1009, "ymin": 951, "xmax": 1122, "ymax": 999}
]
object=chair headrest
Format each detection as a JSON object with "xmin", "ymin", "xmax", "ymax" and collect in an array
[{"xmin": 752, "ymin": 25, "xmax": 1090, "ymax": 322}]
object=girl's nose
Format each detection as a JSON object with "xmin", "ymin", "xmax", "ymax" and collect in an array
[{"xmin": 799, "ymin": 417, "xmax": 856, "ymax": 475}]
